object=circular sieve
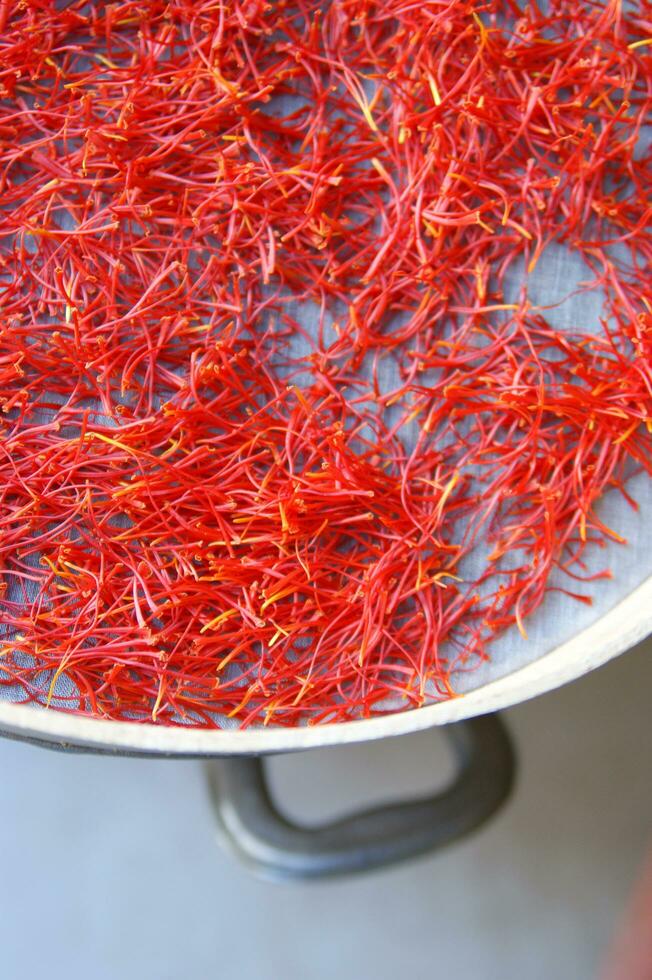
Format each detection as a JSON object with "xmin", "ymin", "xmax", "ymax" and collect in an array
[{"xmin": 0, "ymin": 2, "xmax": 650, "ymax": 759}]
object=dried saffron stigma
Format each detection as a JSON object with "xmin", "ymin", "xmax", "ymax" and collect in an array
[{"xmin": 0, "ymin": 0, "xmax": 650, "ymax": 727}]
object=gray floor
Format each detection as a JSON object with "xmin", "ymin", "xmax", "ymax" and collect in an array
[{"xmin": 1, "ymin": 639, "xmax": 651, "ymax": 980}]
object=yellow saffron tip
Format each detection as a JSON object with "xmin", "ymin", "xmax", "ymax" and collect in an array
[
  {"xmin": 426, "ymin": 72, "xmax": 442, "ymax": 106},
  {"xmin": 200, "ymin": 609, "xmax": 237, "ymax": 634},
  {"xmin": 515, "ymin": 610, "xmax": 529, "ymax": 641}
]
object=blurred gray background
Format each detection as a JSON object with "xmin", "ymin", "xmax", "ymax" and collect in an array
[{"xmin": 1, "ymin": 636, "xmax": 651, "ymax": 980}]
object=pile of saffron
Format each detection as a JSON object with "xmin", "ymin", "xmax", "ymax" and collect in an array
[{"xmin": 0, "ymin": 0, "xmax": 650, "ymax": 727}]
